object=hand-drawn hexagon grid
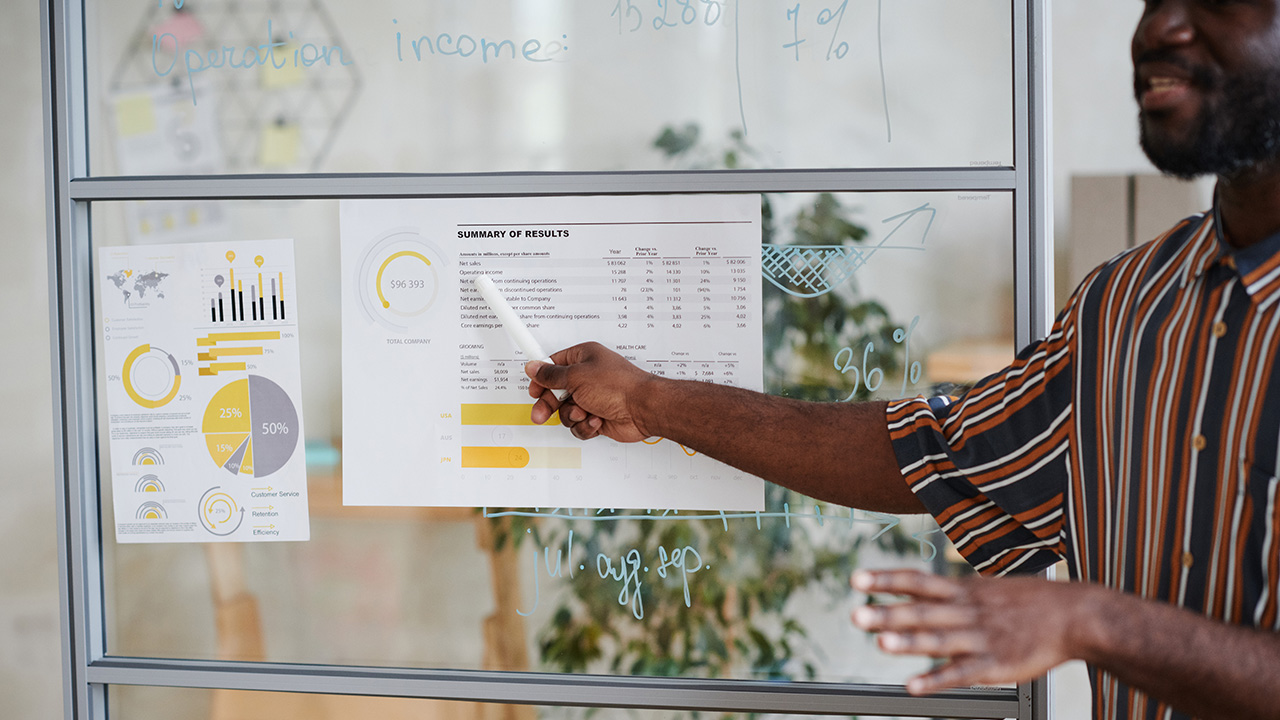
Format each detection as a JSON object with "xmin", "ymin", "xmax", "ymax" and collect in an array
[{"xmin": 109, "ymin": 0, "xmax": 361, "ymax": 173}]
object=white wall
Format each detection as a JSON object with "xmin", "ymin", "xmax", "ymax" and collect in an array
[
  {"xmin": 1051, "ymin": 0, "xmax": 1215, "ymax": 281},
  {"xmin": 0, "ymin": 1, "xmax": 61, "ymax": 718}
]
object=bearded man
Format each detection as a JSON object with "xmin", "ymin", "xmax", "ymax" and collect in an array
[{"xmin": 524, "ymin": 2, "xmax": 1280, "ymax": 717}]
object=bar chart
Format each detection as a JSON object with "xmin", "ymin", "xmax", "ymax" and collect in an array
[
  {"xmin": 458, "ymin": 404, "xmax": 580, "ymax": 469},
  {"xmin": 205, "ymin": 250, "xmax": 290, "ymax": 326},
  {"xmin": 196, "ymin": 330, "xmax": 283, "ymax": 376}
]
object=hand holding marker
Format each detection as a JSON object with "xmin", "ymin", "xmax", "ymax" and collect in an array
[{"xmin": 475, "ymin": 275, "xmax": 568, "ymax": 401}]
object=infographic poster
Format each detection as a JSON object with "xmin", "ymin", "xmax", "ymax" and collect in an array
[
  {"xmin": 99, "ymin": 239, "xmax": 309, "ymax": 543},
  {"xmin": 341, "ymin": 195, "xmax": 765, "ymax": 510}
]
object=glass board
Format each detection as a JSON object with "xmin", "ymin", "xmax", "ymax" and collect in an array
[
  {"xmin": 84, "ymin": 0, "xmax": 1014, "ymax": 175},
  {"xmin": 92, "ymin": 190, "xmax": 1015, "ymax": 687}
]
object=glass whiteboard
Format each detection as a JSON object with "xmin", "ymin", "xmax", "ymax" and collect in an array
[
  {"xmin": 85, "ymin": 0, "xmax": 1014, "ymax": 175},
  {"xmin": 93, "ymin": 190, "xmax": 1015, "ymax": 686}
]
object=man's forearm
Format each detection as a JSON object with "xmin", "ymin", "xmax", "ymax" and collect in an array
[
  {"xmin": 636, "ymin": 376, "xmax": 924, "ymax": 514},
  {"xmin": 1076, "ymin": 585, "xmax": 1280, "ymax": 719}
]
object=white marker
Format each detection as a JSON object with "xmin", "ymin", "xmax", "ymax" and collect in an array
[{"xmin": 475, "ymin": 275, "xmax": 568, "ymax": 401}]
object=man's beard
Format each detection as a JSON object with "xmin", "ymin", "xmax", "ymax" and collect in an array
[{"xmin": 1137, "ymin": 55, "xmax": 1280, "ymax": 180}]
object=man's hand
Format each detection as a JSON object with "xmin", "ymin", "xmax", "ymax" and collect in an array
[
  {"xmin": 850, "ymin": 569, "xmax": 1092, "ymax": 695},
  {"xmin": 853, "ymin": 568, "xmax": 1280, "ymax": 719},
  {"xmin": 525, "ymin": 342, "xmax": 656, "ymax": 443}
]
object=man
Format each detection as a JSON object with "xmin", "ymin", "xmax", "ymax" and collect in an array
[{"xmin": 523, "ymin": 1, "xmax": 1280, "ymax": 717}]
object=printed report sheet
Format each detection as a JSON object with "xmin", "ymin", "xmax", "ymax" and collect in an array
[
  {"xmin": 341, "ymin": 195, "xmax": 765, "ymax": 510},
  {"xmin": 100, "ymin": 239, "xmax": 309, "ymax": 543}
]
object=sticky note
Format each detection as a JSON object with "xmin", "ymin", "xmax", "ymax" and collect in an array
[
  {"xmin": 260, "ymin": 45, "xmax": 305, "ymax": 89},
  {"xmin": 115, "ymin": 94, "xmax": 156, "ymax": 138},
  {"xmin": 258, "ymin": 123, "xmax": 301, "ymax": 168}
]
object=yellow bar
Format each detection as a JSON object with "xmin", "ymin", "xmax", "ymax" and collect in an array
[
  {"xmin": 199, "ymin": 368, "xmax": 216, "ymax": 376},
  {"xmin": 197, "ymin": 331, "xmax": 282, "ymax": 346},
  {"xmin": 460, "ymin": 446, "xmax": 582, "ymax": 469},
  {"xmin": 208, "ymin": 362, "xmax": 248, "ymax": 374},
  {"xmin": 207, "ymin": 346, "xmax": 263, "ymax": 358},
  {"xmin": 526, "ymin": 447, "xmax": 582, "ymax": 469},
  {"xmin": 462, "ymin": 446, "xmax": 530, "ymax": 469},
  {"xmin": 461, "ymin": 404, "xmax": 558, "ymax": 426},
  {"xmin": 198, "ymin": 352, "xmax": 213, "ymax": 361}
]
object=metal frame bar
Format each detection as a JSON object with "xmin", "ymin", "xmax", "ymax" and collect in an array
[
  {"xmin": 67, "ymin": 168, "xmax": 1017, "ymax": 201},
  {"xmin": 46, "ymin": 0, "xmax": 108, "ymax": 718},
  {"xmin": 1012, "ymin": 2, "xmax": 1053, "ymax": 714},
  {"xmin": 1013, "ymin": 0, "xmax": 1054, "ymax": 348},
  {"xmin": 89, "ymin": 658, "xmax": 1020, "ymax": 718},
  {"xmin": 46, "ymin": 0, "xmax": 1053, "ymax": 718}
]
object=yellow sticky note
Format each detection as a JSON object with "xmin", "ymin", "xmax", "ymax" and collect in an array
[
  {"xmin": 115, "ymin": 94, "xmax": 156, "ymax": 137},
  {"xmin": 260, "ymin": 44, "xmax": 305, "ymax": 89},
  {"xmin": 258, "ymin": 123, "xmax": 301, "ymax": 168}
]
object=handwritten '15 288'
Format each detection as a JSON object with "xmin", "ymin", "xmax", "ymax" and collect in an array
[{"xmin": 613, "ymin": 0, "xmax": 723, "ymax": 33}]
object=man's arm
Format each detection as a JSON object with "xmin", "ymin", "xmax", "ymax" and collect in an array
[
  {"xmin": 852, "ymin": 570, "xmax": 1280, "ymax": 720},
  {"xmin": 525, "ymin": 341, "xmax": 925, "ymax": 515}
]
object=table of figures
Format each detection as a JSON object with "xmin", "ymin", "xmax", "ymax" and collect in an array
[{"xmin": 456, "ymin": 252, "xmax": 753, "ymax": 392}]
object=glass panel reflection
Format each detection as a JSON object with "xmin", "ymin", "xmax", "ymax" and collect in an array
[
  {"xmin": 85, "ymin": 0, "xmax": 1014, "ymax": 175},
  {"xmin": 95, "ymin": 192, "xmax": 1011, "ymax": 684}
]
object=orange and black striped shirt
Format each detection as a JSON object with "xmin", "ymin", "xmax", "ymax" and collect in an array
[{"xmin": 886, "ymin": 210, "xmax": 1280, "ymax": 719}]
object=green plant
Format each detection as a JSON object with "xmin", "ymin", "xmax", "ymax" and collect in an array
[
  {"xmin": 535, "ymin": 493, "xmax": 891, "ymax": 678},
  {"xmin": 656, "ymin": 123, "xmax": 902, "ymax": 401},
  {"xmin": 500, "ymin": 125, "xmax": 919, "ymax": 688}
]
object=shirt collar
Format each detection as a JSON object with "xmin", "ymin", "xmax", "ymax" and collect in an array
[{"xmin": 1193, "ymin": 204, "xmax": 1280, "ymax": 304}]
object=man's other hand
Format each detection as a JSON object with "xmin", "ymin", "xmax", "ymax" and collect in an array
[
  {"xmin": 851, "ymin": 569, "xmax": 1092, "ymax": 695},
  {"xmin": 525, "ymin": 342, "xmax": 656, "ymax": 443}
]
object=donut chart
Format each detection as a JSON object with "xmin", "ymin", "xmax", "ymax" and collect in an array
[
  {"xmin": 202, "ymin": 375, "xmax": 300, "ymax": 478},
  {"xmin": 136, "ymin": 501, "xmax": 167, "ymax": 520},
  {"xmin": 134, "ymin": 475, "xmax": 165, "ymax": 493},
  {"xmin": 356, "ymin": 229, "xmax": 446, "ymax": 331},
  {"xmin": 199, "ymin": 486, "xmax": 243, "ymax": 536},
  {"xmin": 122, "ymin": 344, "xmax": 182, "ymax": 409},
  {"xmin": 132, "ymin": 447, "xmax": 164, "ymax": 465}
]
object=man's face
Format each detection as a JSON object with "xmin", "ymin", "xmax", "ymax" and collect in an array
[{"xmin": 1133, "ymin": 0, "xmax": 1280, "ymax": 179}]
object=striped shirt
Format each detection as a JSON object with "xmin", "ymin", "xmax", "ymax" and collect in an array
[{"xmin": 886, "ymin": 209, "xmax": 1280, "ymax": 720}]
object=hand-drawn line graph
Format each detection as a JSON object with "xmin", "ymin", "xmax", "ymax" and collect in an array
[
  {"xmin": 641, "ymin": 437, "xmax": 699, "ymax": 456},
  {"xmin": 483, "ymin": 505, "xmax": 949, "ymax": 562},
  {"xmin": 761, "ymin": 202, "xmax": 935, "ymax": 298},
  {"xmin": 484, "ymin": 504, "xmax": 900, "ymax": 539}
]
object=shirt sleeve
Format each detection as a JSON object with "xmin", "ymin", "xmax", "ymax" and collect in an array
[{"xmin": 885, "ymin": 300, "xmax": 1080, "ymax": 577}]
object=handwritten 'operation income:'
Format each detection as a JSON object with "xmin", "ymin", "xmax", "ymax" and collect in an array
[
  {"xmin": 151, "ymin": 19, "xmax": 568, "ymax": 105},
  {"xmin": 394, "ymin": 19, "xmax": 568, "ymax": 64},
  {"xmin": 152, "ymin": 20, "xmax": 352, "ymax": 105}
]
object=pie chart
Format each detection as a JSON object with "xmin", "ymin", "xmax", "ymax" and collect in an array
[{"xmin": 202, "ymin": 375, "xmax": 299, "ymax": 478}]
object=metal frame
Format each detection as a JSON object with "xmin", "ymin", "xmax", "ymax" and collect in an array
[
  {"xmin": 44, "ymin": 0, "xmax": 1053, "ymax": 718},
  {"xmin": 68, "ymin": 168, "xmax": 1017, "ymax": 201}
]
